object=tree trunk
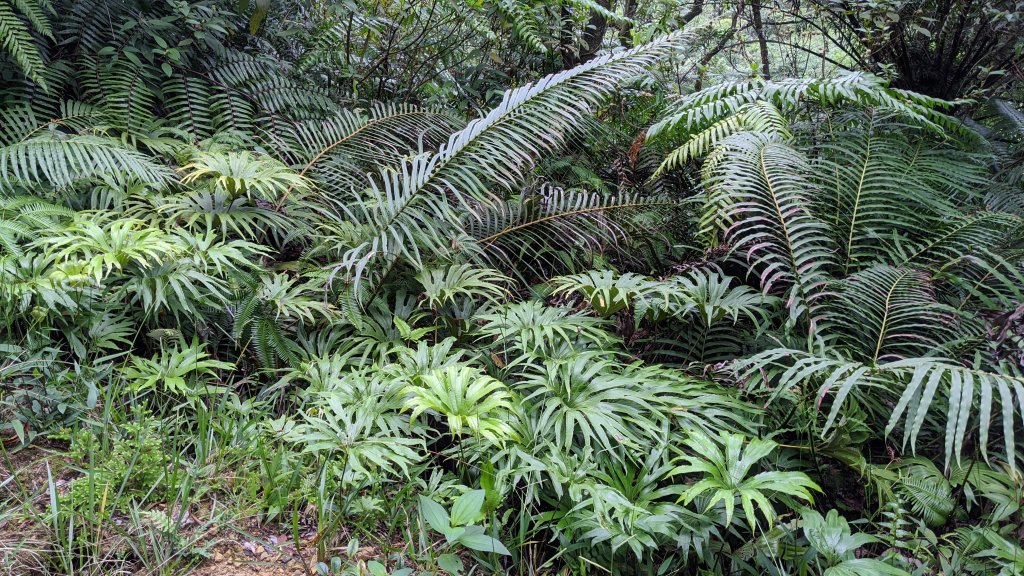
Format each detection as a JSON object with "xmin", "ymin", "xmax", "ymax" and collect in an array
[{"xmin": 751, "ymin": 0, "xmax": 771, "ymax": 79}]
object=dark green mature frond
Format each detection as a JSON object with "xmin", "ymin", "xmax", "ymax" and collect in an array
[
  {"xmin": 0, "ymin": 0, "xmax": 52, "ymax": 88},
  {"xmin": 975, "ymin": 98, "xmax": 1024, "ymax": 191},
  {"xmin": 266, "ymin": 104, "xmax": 460, "ymax": 199},
  {"xmin": 163, "ymin": 73, "xmax": 217, "ymax": 141},
  {"xmin": 0, "ymin": 101, "xmax": 103, "ymax": 146},
  {"xmin": 0, "ymin": 134, "xmax": 174, "ymax": 188},
  {"xmin": 888, "ymin": 212, "xmax": 1021, "ymax": 269},
  {"xmin": 293, "ymin": 12, "xmax": 385, "ymax": 74},
  {"xmin": 337, "ymin": 33, "xmax": 682, "ymax": 287},
  {"xmin": 825, "ymin": 265, "xmax": 956, "ymax": 364},
  {"xmin": 702, "ymin": 132, "xmax": 835, "ymax": 327},
  {"xmin": 941, "ymin": 247, "xmax": 1024, "ymax": 311},
  {"xmin": 814, "ymin": 123, "xmax": 939, "ymax": 274},
  {"xmin": 494, "ymin": 0, "xmax": 548, "ymax": 54},
  {"xmin": 207, "ymin": 52, "xmax": 339, "ymax": 119},
  {"xmin": 78, "ymin": 57, "xmax": 160, "ymax": 135},
  {"xmin": 467, "ymin": 186, "xmax": 678, "ymax": 277}
]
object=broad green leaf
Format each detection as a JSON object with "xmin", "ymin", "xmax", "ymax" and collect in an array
[
  {"xmin": 450, "ymin": 489, "xmax": 486, "ymax": 526},
  {"xmin": 457, "ymin": 533, "xmax": 510, "ymax": 555},
  {"xmin": 418, "ymin": 495, "xmax": 450, "ymax": 534}
]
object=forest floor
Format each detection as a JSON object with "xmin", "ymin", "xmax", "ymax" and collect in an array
[{"xmin": 0, "ymin": 442, "xmax": 392, "ymax": 575}]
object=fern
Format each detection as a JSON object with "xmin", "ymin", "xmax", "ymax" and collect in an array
[
  {"xmin": 337, "ymin": 33, "xmax": 682, "ymax": 288},
  {"xmin": 0, "ymin": 194, "xmax": 72, "ymax": 254},
  {"xmin": 702, "ymin": 131, "xmax": 835, "ymax": 328},
  {"xmin": 825, "ymin": 265, "xmax": 956, "ymax": 364},
  {"xmin": 494, "ymin": 0, "xmax": 548, "ymax": 54},
  {"xmin": 737, "ymin": 349, "xmax": 1024, "ymax": 473},
  {"xmin": 0, "ymin": 134, "xmax": 174, "ymax": 188},
  {"xmin": 468, "ymin": 185, "xmax": 678, "ymax": 276},
  {"xmin": 0, "ymin": 0, "xmax": 52, "ymax": 88}
]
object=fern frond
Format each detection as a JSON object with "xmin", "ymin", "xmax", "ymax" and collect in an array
[
  {"xmin": 0, "ymin": 0, "xmax": 51, "ymax": 88},
  {"xmin": 468, "ymin": 186, "xmax": 677, "ymax": 275},
  {"xmin": 890, "ymin": 212, "xmax": 1020, "ymax": 269},
  {"xmin": 737, "ymin": 349, "xmax": 1024, "ymax": 472},
  {"xmin": 494, "ymin": 0, "xmax": 548, "ymax": 54},
  {"xmin": 813, "ymin": 120, "xmax": 950, "ymax": 273},
  {"xmin": 79, "ymin": 57, "xmax": 160, "ymax": 135},
  {"xmin": 267, "ymin": 104, "xmax": 460, "ymax": 204},
  {"xmin": 650, "ymin": 73, "xmax": 970, "ymax": 176},
  {"xmin": 0, "ymin": 134, "xmax": 174, "ymax": 188},
  {"xmin": 655, "ymin": 101, "xmax": 788, "ymax": 176},
  {"xmin": 703, "ymin": 132, "xmax": 835, "ymax": 327},
  {"xmin": 825, "ymin": 265, "xmax": 956, "ymax": 363},
  {"xmin": 338, "ymin": 34, "xmax": 682, "ymax": 287},
  {"xmin": 163, "ymin": 74, "xmax": 215, "ymax": 141}
]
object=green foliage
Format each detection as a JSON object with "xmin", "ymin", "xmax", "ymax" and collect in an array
[
  {"xmin": 66, "ymin": 417, "xmax": 170, "ymax": 513},
  {"xmin": 803, "ymin": 509, "xmax": 910, "ymax": 575},
  {"xmin": 403, "ymin": 365, "xmax": 518, "ymax": 445},
  {"xmin": 418, "ymin": 490, "xmax": 511, "ymax": 557},
  {"xmin": 123, "ymin": 340, "xmax": 234, "ymax": 399},
  {"xmin": 0, "ymin": 0, "xmax": 51, "ymax": 87},
  {"xmin": 673, "ymin": 431, "xmax": 819, "ymax": 530},
  {"xmin": 1, "ymin": 1, "xmax": 1022, "ymax": 575}
]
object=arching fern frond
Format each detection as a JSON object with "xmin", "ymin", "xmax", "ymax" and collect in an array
[
  {"xmin": 80, "ymin": 57, "xmax": 161, "ymax": 135},
  {"xmin": 737, "ymin": 349, "xmax": 1024, "ymax": 473},
  {"xmin": 267, "ymin": 104, "xmax": 460, "ymax": 204},
  {"xmin": 0, "ymin": 134, "xmax": 174, "ymax": 188},
  {"xmin": 813, "ymin": 119, "xmax": 947, "ymax": 274},
  {"xmin": 702, "ymin": 132, "xmax": 835, "ymax": 329},
  {"xmin": 338, "ymin": 33, "xmax": 682, "ymax": 287},
  {"xmin": 0, "ymin": 101, "xmax": 104, "ymax": 146},
  {"xmin": 888, "ymin": 212, "xmax": 1020, "ymax": 269},
  {"xmin": 649, "ymin": 73, "xmax": 964, "ymax": 143},
  {"xmin": 0, "ymin": 0, "xmax": 52, "ymax": 88},
  {"xmin": 824, "ymin": 265, "xmax": 956, "ymax": 364},
  {"xmin": 494, "ymin": 0, "xmax": 548, "ymax": 54},
  {"xmin": 468, "ymin": 186, "xmax": 678, "ymax": 277},
  {"xmin": 655, "ymin": 101, "xmax": 788, "ymax": 176}
]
